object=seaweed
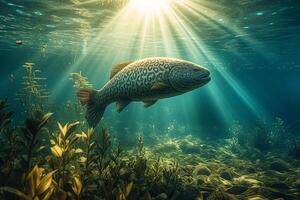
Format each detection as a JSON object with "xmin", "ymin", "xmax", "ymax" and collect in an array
[
  {"xmin": 72, "ymin": 176, "xmax": 82, "ymax": 200},
  {"xmin": 131, "ymin": 135, "xmax": 147, "ymax": 181},
  {"xmin": 250, "ymin": 121, "xmax": 271, "ymax": 151},
  {"xmin": 95, "ymin": 128, "xmax": 127, "ymax": 200},
  {"xmin": 228, "ymin": 121, "xmax": 248, "ymax": 152},
  {"xmin": 0, "ymin": 100, "xmax": 14, "ymax": 133},
  {"xmin": 69, "ymin": 72, "xmax": 93, "ymax": 90},
  {"xmin": 162, "ymin": 159, "xmax": 181, "ymax": 195},
  {"xmin": 16, "ymin": 63, "xmax": 49, "ymax": 115},
  {"xmin": 270, "ymin": 117, "xmax": 287, "ymax": 149},
  {"xmin": 0, "ymin": 100, "xmax": 299, "ymax": 200},
  {"xmin": 96, "ymin": 128, "xmax": 112, "ymax": 177},
  {"xmin": 49, "ymin": 121, "xmax": 80, "ymax": 196},
  {"xmin": 288, "ymin": 135, "xmax": 300, "ymax": 159},
  {"xmin": 0, "ymin": 100, "xmax": 18, "ymax": 186},
  {"xmin": 228, "ymin": 120, "xmax": 291, "ymax": 153},
  {"xmin": 67, "ymin": 72, "xmax": 93, "ymax": 125},
  {"xmin": 78, "ymin": 128, "xmax": 97, "ymax": 198},
  {"xmin": 20, "ymin": 111, "xmax": 52, "ymax": 172},
  {"xmin": 0, "ymin": 165, "xmax": 56, "ymax": 200}
]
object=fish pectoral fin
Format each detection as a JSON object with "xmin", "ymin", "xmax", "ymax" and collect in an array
[
  {"xmin": 151, "ymin": 82, "xmax": 170, "ymax": 91},
  {"xmin": 143, "ymin": 100, "xmax": 157, "ymax": 108},
  {"xmin": 116, "ymin": 99, "xmax": 131, "ymax": 113}
]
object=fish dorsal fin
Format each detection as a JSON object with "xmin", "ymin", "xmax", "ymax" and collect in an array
[{"xmin": 110, "ymin": 61, "xmax": 133, "ymax": 79}]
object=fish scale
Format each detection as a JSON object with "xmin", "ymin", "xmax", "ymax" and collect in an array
[{"xmin": 77, "ymin": 57, "xmax": 210, "ymax": 127}]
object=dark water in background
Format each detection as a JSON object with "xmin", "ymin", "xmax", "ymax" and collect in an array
[{"xmin": 0, "ymin": 0, "xmax": 300, "ymax": 137}]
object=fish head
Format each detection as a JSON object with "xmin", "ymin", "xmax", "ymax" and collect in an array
[{"xmin": 169, "ymin": 61, "xmax": 211, "ymax": 92}]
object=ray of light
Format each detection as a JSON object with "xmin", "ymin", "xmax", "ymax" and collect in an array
[
  {"xmin": 47, "ymin": 0, "xmax": 270, "ymax": 129},
  {"xmin": 165, "ymin": 0, "xmax": 270, "ymax": 122}
]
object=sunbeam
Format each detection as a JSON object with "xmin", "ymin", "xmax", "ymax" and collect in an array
[{"xmin": 50, "ymin": 0, "xmax": 270, "ymax": 129}]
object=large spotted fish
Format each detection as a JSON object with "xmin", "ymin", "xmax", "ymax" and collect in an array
[{"xmin": 77, "ymin": 57, "xmax": 211, "ymax": 127}]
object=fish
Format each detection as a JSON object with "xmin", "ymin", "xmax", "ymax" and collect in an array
[
  {"xmin": 77, "ymin": 57, "xmax": 211, "ymax": 127},
  {"xmin": 16, "ymin": 40, "xmax": 23, "ymax": 45}
]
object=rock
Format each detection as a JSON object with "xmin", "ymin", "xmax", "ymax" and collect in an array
[
  {"xmin": 207, "ymin": 175, "xmax": 232, "ymax": 187},
  {"xmin": 234, "ymin": 175, "xmax": 263, "ymax": 187},
  {"xmin": 226, "ymin": 185, "xmax": 248, "ymax": 195},
  {"xmin": 246, "ymin": 195, "xmax": 268, "ymax": 200},
  {"xmin": 179, "ymin": 186, "xmax": 199, "ymax": 200},
  {"xmin": 201, "ymin": 191, "xmax": 210, "ymax": 199},
  {"xmin": 207, "ymin": 190, "xmax": 238, "ymax": 200},
  {"xmin": 154, "ymin": 193, "xmax": 168, "ymax": 200},
  {"xmin": 269, "ymin": 160, "xmax": 289, "ymax": 172},
  {"xmin": 291, "ymin": 179, "xmax": 300, "ymax": 188},
  {"xmin": 180, "ymin": 142, "xmax": 200, "ymax": 154},
  {"xmin": 155, "ymin": 143, "xmax": 178, "ymax": 153},
  {"xmin": 193, "ymin": 165, "xmax": 211, "ymax": 176},
  {"xmin": 243, "ymin": 186, "xmax": 291, "ymax": 199},
  {"xmin": 182, "ymin": 164, "xmax": 194, "ymax": 173},
  {"xmin": 196, "ymin": 177, "xmax": 205, "ymax": 185},
  {"xmin": 247, "ymin": 167, "xmax": 256, "ymax": 173},
  {"xmin": 269, "ymin": 182, "xmax": 290, "ymax": 190},
  {"xmin": 220, "ymin": 171, "xmax": 233, "ymax": 180},
  {"xmin": 194, "ymin": 175, "xmax": 208, "ymax": 185}
]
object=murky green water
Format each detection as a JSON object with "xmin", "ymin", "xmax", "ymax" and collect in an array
[{"xmin": 0, "ymin": 0, "xmax": 299, "ymax": 199}]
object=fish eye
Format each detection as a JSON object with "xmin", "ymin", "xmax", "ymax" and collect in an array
[{"xmin": 193, "ymin": 68, "xmax": 199, "ymax": 72}]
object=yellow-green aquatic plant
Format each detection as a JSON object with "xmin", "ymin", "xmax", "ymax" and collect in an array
[
  {"xmin": 0, "ymin": 99, "xmax": 18, "ymax": 184},
  {"xmin": 0, "ymin": 165, "xmax": 56, "ymax": 200},
  {"xmin": 94, "ymin": 128, "xmax": 132, "ymax": 200},
  {"xmin": 149, "ymin": 157, "xmax": 162, "ymax": 185},
  {"xmin": 0, "ymin": 100, "xmax": 13, "ymax": 133},
  {"xmin": 288, "ymin": 135, "xmax": 300, "ymax": 159},
  {"xmin": 71, "ymin": 176, "xmax": 82, "ymax": 200},
  {"xmin": 49, "ymin": 122, "xmax": 80, "ymax": 193},
  {"xmin": 131, "ymin": 135, "xmax": 147, "ymax": 180},
  {"xmin": 96, "ymin": 128, "xmax": 112, "ymax": 177},
  {"xmin": 228, "ymin": 121, "xmax": 248, "ymax": 152},
  {"xmin": 78, "ymin": 128, "xmax": 97, "ymax": 197},
  {"xmin": 69, "ymin": 72, "xmax": 93, "ymax": 124},
  {"xmin": 69, "ymin": 72, "xmax": 93, "ymax": 90},
  {"xmin": 251, "ymin": 121, "xmax": 271, "ymax": 151},
  {"xmin": 162, "ymin": 159, "xmax": 181, "ymax": 194},
  {"xmin": 136, "ymin": 134, "xmax": 145, "ymax": 157},
  {"xmin": 116, "ymin": 181, "xmax": 133, "ymax": 200},
  {"xmin": 20, "ymin": 111, "xmax": 52, "ymax": 172},
  {"xmin": 16, "ymin": 63, "xmax": 49, "ymax": 115},
  {"xmin": 270, "ymin": 117, "xmax": 287, "ymax": 148}
]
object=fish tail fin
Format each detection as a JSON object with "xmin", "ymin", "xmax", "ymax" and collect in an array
[{"xmin": 76, "ymin": 88, "xmax": 106, "ymax": 127}]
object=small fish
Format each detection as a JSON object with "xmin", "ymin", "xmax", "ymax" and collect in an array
[
  {"xmin": 16, "ymin": 40, "xmax": 23, "ymax": 45},
  {"xmin": 77, "ymin": 57, "xmax": 211, "ymax": 127}
]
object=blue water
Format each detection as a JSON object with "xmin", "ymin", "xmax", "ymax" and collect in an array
[
  {"xmin": 0, "ymin": 0, "xmax": 300, "ymax": 135},
  {"xmin": 1, "ymin": 1, "xmax": 300, "ymax": 199}
]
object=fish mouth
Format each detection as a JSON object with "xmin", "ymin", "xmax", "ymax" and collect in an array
[{"xmin": 196, "ymin": 71, "xmax": 211, "ymax": 83}]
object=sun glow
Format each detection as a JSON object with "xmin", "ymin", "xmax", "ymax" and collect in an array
[{"xmin": 129, "ymin": 0, "xmax": 170, "ymax": 14}]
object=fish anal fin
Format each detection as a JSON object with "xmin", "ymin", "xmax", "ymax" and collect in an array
[
  {"xmin": 116, "ymin": 99, "xmax": 131, "ymax": 113},
  {"xmin": 151, "ymin": 82, "xmax": 170, "ymax": 91},
  {"xmin": 144, "ymin": 100, "xmax": 157, "ymax": 108},
  {"xmin": 110, "ymin": 61, "xmax": 133, "ymax": 79}
]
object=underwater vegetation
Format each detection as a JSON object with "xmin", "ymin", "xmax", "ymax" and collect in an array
[
  {"xmin": 0, "ymin": 65, "xmax": 300, "ymax": 200},
  {"xmin": 15, "ymin": 63, "xmax": 50, "ymax": 115}
]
